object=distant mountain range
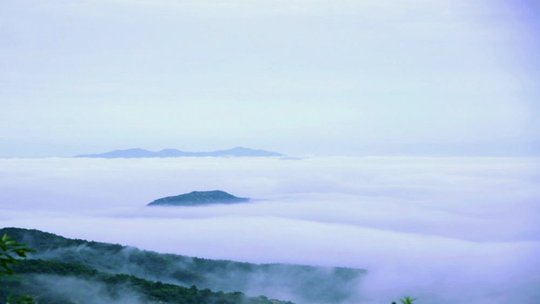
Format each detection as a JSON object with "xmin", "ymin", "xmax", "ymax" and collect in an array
[
  {"xmin": 148, "ymin": 190, "xmax": 249, "ymax": 207},
  {"xmin": 76, "ymin": 146, "xmax": 283, "ymax": 158}
]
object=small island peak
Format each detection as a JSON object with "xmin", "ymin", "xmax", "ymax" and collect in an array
[{"xmin": 148, "ymin": 190, "xmax": 249, "ymax": 206}]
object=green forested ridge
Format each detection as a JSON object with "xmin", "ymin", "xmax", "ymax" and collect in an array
[
  {"xmin": 0, "ymin": 228, "xmax": 365, "ymax": 304},
  {"xmin": 0, "ymin": 259, "xmax": 289, "ymax": 304},
  {"xmin": 147, "ymin": 190, "xmax": 249, "ymax": 206}
]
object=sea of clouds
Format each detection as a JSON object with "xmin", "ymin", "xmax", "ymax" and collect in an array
[{"xmin": 1, "ymin": 156, "xmax": 539, "ymax": 303}]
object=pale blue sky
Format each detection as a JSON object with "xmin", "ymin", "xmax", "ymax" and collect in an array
[{"xmin": 0, "ymin": 0, "xmax": 538, "ymax": 156}]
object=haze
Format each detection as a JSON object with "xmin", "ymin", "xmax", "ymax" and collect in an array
[
  {"xmin": 1, "ymin": 0, "xmax": 540, "ymax": 303},
  {"xmin": 0, "ymin": 0, "xmax": 539, "ymax": 157}
]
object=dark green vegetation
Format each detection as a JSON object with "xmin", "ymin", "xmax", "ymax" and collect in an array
[
  {"xmin": 0, "ymin": 228, "xmax": 365, "ymax": 304},
  {"xmin": 1, "ymin": 259, "xmax": 287, "ymax": 304},
  {"xmin": 147, "ymin": 190, "xmax": 249, "ymax": 206},
  {"xmin": 399, "ymin": 296, "xmax": 417, "ymax": 304},
  {"xmin": 0, "ymin": 234, "xmax": 33, "ymax": 275},
  {"xmin": 391, "ymin": 297, "xmax": 417, "ymax": 304},
  {"xmin": 1, "ymin": 233, "xmax": 35, "ymax": 304}
]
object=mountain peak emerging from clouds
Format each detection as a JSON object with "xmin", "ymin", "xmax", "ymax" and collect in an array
[
  {"xmin": 148, "ymin": 190, "xmax": 249, "ymax": 206},
  {"xmin": 76, "ymin": 147, "xmax": 283, "ymax": 158}
]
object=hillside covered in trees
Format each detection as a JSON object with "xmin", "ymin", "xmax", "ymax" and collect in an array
[
  {"xmin": 0, "ymin": 228, "xmax": 365, "ymax": 304},
  {"xmin": 1, "ymin": 259, "xmax": 290, "ymax": 304}
]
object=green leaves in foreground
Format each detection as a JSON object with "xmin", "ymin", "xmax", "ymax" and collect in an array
[
  {"xmin": 0, "ymin": 233, "xmax": 34, "ymax": 275},
  {"xmin": 400, "ymin": 296, "xmax": 417, "ymax": 304},
  {"xmin": 0, "ymin": 233, "xmax": 36, "ymax": 303}
]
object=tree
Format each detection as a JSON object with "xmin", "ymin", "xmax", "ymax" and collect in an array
[
  {"xmin": 400, "ymin": 296, "xmax": 417, "ymax": 304},
  {"xmin": 0, "ymin": 233, "xmax": 35, "ymax": 304},
  {"xmin": 0, "ymin": 233, "xmax": 33, "ymax": 275}
]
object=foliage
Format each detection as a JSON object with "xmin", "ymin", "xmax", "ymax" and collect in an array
[
  {"xmin": 0, "ymin": 234, "xmax": 34, "ymax": 276},
  {"xmin": 0, "ymin": 233, "xmax": 36, "ymax": 303},
  {"xmin": 0, "ymin": 227, "xmax": 365, "ymax": 303},
  {"xmin": 0, "ymin": 259, "xmax": 292, "ymax": 304},
  {"xmin": 6, "ymin": 295, "xmax": 36, "ymax": 304},
  {"xmin": 400, "ymin": 296, "xmax": 417, "ymax": 304}
]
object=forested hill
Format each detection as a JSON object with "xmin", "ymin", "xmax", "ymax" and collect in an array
[
  {"xmin": 1, "ymin": 259, "xmax": 290, "ymax": 304},
  {"xmin": 147, "ymin": 190, "xmax": 249, "ymax": 206},
  {"xmin": 0, "ymin": 228, "xmax": 365, "ymax": 304}
]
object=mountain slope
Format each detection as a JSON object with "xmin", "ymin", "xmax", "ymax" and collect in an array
[
  {"xmin": 1, "ymin": 259, "xmax": 289, "ymax": 304},
  {"xmin": 0, "ymin": 228, "xmax": 365, "ymax": 304}
]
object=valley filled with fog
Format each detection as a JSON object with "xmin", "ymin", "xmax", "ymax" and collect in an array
[{"xmin": 1, "ymin": 156, "xmax": 539, "ymax": 303}]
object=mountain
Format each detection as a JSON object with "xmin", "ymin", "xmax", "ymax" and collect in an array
[
  {"xmin": 76, "ymin": 147, "xmax": 283, "ymax": 158},
  {"xmin": 3, "ymin": 259, "xmax": 289, "ymax": 304},
  {"xmin": 148, "ymin": 190, "xmax": 249, "ymax": 206},
  {"xmin": 0, "ymin": 228, "xmax": 365, "ymax": 304}
]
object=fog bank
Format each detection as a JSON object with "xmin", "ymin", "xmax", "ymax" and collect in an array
[{"xmin": 1, "ymin": 156, "xmax": 539, "ymax": 303}]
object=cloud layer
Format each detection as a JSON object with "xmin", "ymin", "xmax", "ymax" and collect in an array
[{"xmin": 1, "ymin": 156, "xmax": 539, "ymax": 303}]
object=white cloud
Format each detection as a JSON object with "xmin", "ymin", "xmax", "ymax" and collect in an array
[{"xmin": 1, "ymin": 156, "xmax": 539, "ymax": 302}]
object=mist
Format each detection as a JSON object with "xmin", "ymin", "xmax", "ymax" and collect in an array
[
  {"xmin": 27, "ymin": 275, "xmax": 147, "ymax": 304},
  {"xmin": 23, "ymin": 239, "xmax": 362, "ymax": 304},
  {"xmin": 0, "ymin": 156, "xmax": 539, "ymax": 303}
]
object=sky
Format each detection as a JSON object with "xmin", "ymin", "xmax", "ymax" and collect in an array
[{"xmin": 0, "ymin": 0, "xmax": 539, "ymax": 157}]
